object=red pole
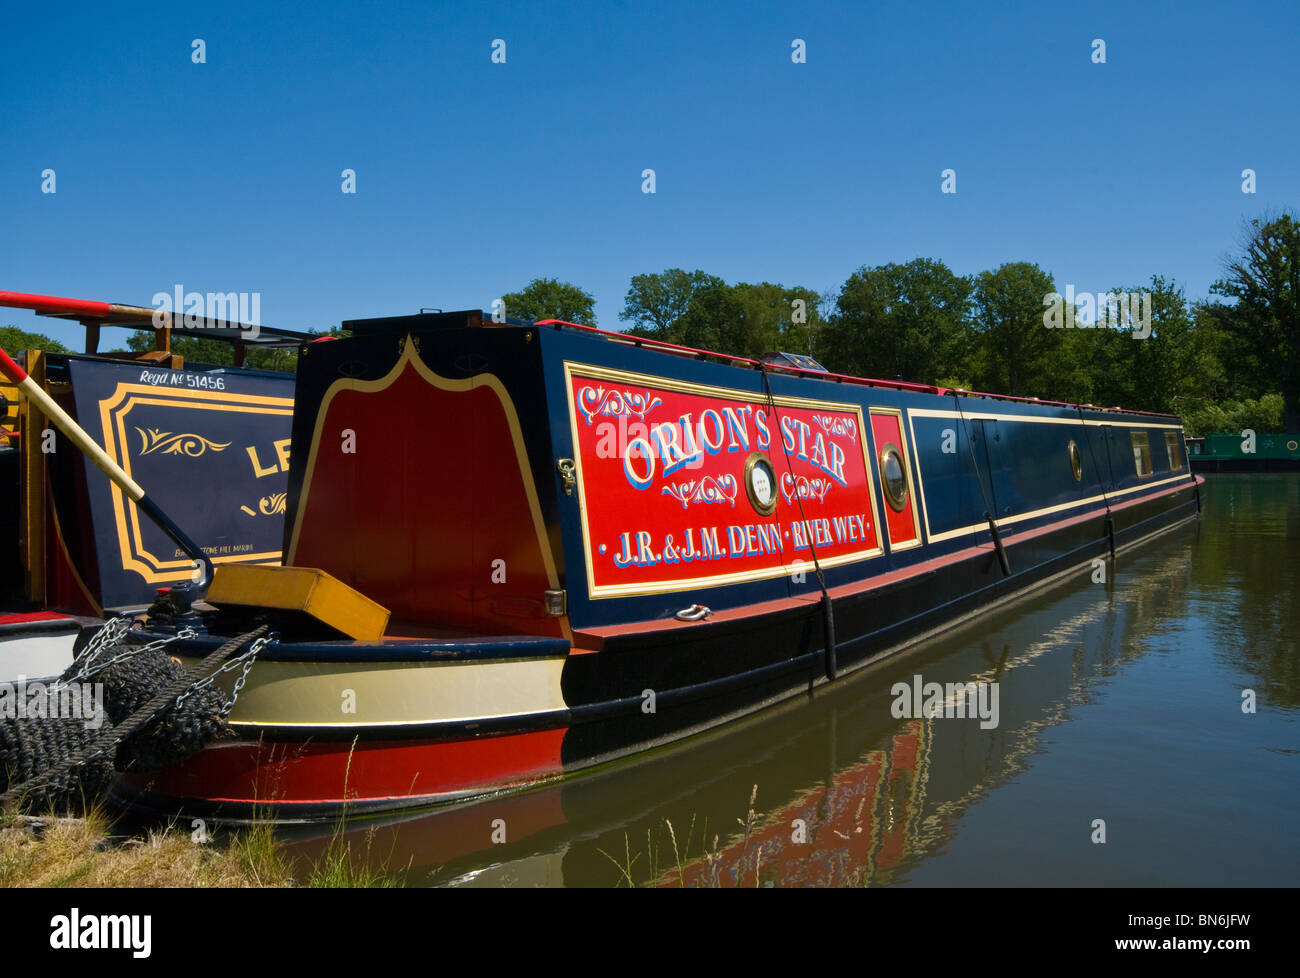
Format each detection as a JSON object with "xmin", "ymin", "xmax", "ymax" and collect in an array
[{"xmin": 0, "ymin": 291, "xmax": 113, "ymax": 318}]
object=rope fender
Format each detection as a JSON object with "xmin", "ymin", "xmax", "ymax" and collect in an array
[{"xmin": 1, "ymin": 625, "xmax": 268, "ymax": 814}]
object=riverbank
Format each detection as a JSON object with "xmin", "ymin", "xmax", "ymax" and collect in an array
[{"xmin": 0, "ymin": 807, "xmax": 401, "ymax": 887}]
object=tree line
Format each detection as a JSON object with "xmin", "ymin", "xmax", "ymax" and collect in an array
[
  {"xmin": 6, "ymin": 214, "xmax": 1296, "ymax": 435},
  {"xmin": 501, "ymin": 213, "xmax": 1300, "ymax": 435}
]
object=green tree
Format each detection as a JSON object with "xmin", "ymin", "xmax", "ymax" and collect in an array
[
  {"xmin": 1124, "ymin": 277, "xmax": 1215, "ymax": 412},
  {"xmin": 127, "ymin": 331, "xmax": 233, "ymax": 364},
  {"xmin": 1181, "ymin": 394, "xmax": 1284, "ymax": 437},
  {"xmin": 126, "ymin": 327, "xmax": 342, "ymax": 372},
  {"xmin": 668, "ymin": 281, "xmax": 747, "ymax": 354},
  {"xmin": 971, "ymin": 262, "xmax": 1060, "ymax": 397},
  {"xmin": 1070, "ymin": 277, "xmax": 1215, "ymax": 413},
  {"xmin": 1194, "ymin": 300, "xmax": 1261, "ymax": 402},
  {"xmin": 821, "ymin": 259, "xmax": 973, "ymax": 386},
  {"xmin": 500, "ymin": 278, "xmax": 596, "ymax": 325},
  {"xmin": 620, "ymin": 274, "xmax": 825, "ymax": 361},
  {"xmin": 732, "ymin": 282, "xmax": 826, "ymax": 358},
  {"xmin": 0, "ymin": 325, "xmax": 70, "ymax": 354},
  {"xmin": 621, "ymin": 269, "xmax": 724, "ymax": 335},
  {"xmin": 1209, "ymin": 212, "xmax": 1300, "ymax": 431}
]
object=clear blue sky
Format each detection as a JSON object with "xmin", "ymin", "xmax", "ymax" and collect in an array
[{"xmin": 2, "ymin": 0, "xmax": 1296, "ymax": 349}]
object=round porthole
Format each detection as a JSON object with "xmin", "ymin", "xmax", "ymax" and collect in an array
[
  {"xmin": 1068, "ymin": 440, "xmax": 1083, "ymax": 482},
  {"xmin": 744, "ymin": 452, "xmax": 778, "ymax": 516},
  {"xmin": 1288, "ymin": 440, "xmax": 1298, "ymax": 452},
  {"xmin": 880, "ymin": 443, "xmax": 908, "ymax": 512}
]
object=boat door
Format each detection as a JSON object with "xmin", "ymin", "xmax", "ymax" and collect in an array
[
  {"xmin": 969, "ymin": 418, "xmax": 1008, "ymax": 519},
  {"xmin": 869, "ymin": 409, "xmax": 922, "ymax": 551},
  {"xmin": 1092, "ymin": 423, "xmax": 1119, "ymax": 493}
]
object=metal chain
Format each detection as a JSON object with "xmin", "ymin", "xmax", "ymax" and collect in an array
[
  {"xmin": 223, "ymin": 637, "xmax": 267, "ymax": 715},
  {"xmin": 60, "ymin": 616, "xmax": 133, "ymax": 676},
  {"xmin": 52, "ymin": 624, "xmax": 197, "ymax": 692},
  {"xmin": 174, "ymin": 634, "xmax": 274, "ymax": 714},
  {"xmin": 0, "ymin": 626, "xmax": 270, "ymax": 808},
  {"xmin": 46, "ymin": 616, "xmax": 133, "ymax": 692},
  {"xmin": 36, "ymin": 623, "xmax": 203, "ymax": 774}
]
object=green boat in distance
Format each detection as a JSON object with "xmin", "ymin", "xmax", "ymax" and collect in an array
[{"xmin": 1187, "ymin": 432, "xmax": 1300, "ymax": 472}]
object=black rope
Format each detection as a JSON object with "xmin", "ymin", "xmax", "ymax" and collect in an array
[{"xmin": 1, "ymin": 625, "xmax": 267, "ymax": 814}]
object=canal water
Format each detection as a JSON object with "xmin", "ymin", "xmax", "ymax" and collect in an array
[{"xmin": 283, "ymin": 474, "xmax": 1299, "ymax": 887}]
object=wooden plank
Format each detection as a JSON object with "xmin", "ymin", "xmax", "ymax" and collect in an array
[{"xmin": 20, "ymin": 350, "xmax": 45, "ymax": 602}]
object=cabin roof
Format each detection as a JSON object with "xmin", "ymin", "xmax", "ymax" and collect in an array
[
  {"xmin": 530, "ymin": 318, "xmax": 1182, "ymax": 420},
  {"xmin": 338, "ymin": 308, "xmax": 1179, "ymax": 420}
]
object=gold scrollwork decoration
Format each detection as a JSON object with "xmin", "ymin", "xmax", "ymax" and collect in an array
[
  {"xmin": 240, "ymin": 492, "xmax": 287, "ymax": 517},
  {"xmin": 136, "ymin": 427, "xmax": 232, "ymax": 458}
]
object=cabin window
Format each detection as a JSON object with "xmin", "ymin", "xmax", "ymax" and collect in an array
[
  {"xmin": 1131, "ymin": 431, "xmax": 1153, "ymax": 477},
  {"xmin": 880, "ymin": 444, "xmax": 908, "ymax": 512},
  {"xmin": 1165, "ymin": 431, "xmax": 1183, "ymax": 472},
  {"xmin": 1068, "ymin": 440, "xmax": 1083, "ymax": 482}
]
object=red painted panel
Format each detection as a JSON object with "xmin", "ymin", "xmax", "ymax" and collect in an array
[
  {"xmin": 118, "ymin": 727, "xmax": 567, "ymax": 806},
  {"xmin": 291, "ymin": 361, "xmax": 559, "ymax": 635},
  {"xmin": 567, "ymin": 368, "xmax": 881, "ymax": 595},
  {"xmin": 869, "ymin": 413, "xmax": 920, "ymax": 548}
]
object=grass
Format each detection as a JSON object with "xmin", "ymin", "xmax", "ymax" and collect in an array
[
  {"xmin": 308, "ymin": 825, "xmax": 405, "ymax": 888},
  {"xmin": 598, "ymin": 811, "xmax": 734, "ymax": 888},
  {"xmin": 0, "ymin": 799, "xmax": 407, "ymax": 888},
  {"xmin": 597, "ymin": 784, "xmax": 771, "ymax": 888},
  {"xmin": 598, "ymin": 814, "xmax": 729, "ymax": 888},
  {"xmin": 0, "ymin": 736, "xmax": 410, "ymax": 887},
  {"xmin": 0, "ymin": 803, "xmax": 292, "ymax": 888},
  {"xmin": 303, "ymin": 736, "xmax": 408, "ymax": 887}
]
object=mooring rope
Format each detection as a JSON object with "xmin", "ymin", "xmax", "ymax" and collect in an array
[{"xmin": 0, "ymin": 625, "xmax": 269, "ymax": 814}]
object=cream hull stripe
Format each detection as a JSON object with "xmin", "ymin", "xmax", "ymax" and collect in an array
[{"xmin": 216, "ymin": 656, "xmax": 569, "ymax": 728}]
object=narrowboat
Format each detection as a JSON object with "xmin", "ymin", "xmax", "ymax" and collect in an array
[
  {"xmin": 0, "ymin": 291, "xmax": 304, "ymax": 681},
  {"xmin": 1187, "ymin": 432, "xmax": 1300, "ymax": 472},
  {"xmin": 107, "ymin": 309, "xmax": 1204, "ymax": 820}
]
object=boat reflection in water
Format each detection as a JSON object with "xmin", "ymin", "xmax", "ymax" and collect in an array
[{"xmin": 276, "ymin": 525, "xmax": 1199, "ymax": 887}]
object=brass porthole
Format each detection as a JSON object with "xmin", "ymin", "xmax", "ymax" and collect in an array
[
  {"xmin": 1068, "ymin": 440, "xmax": 1083, "ymax": 482},
  {"xmin": 880, "ymin": 443, "xmax": 908, "ymax": 512},
  {"xmin": 744, "ymin": 452, "xmax": 778, "ymax": 516}
]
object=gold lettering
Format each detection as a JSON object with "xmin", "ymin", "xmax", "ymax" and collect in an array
[
  {"xmin": 247, "ymin": 445, "xmax": 278, "ymax": 478},
  {"xmin": 248, "ymin": 439, "xmax": 293, "ymax": 478}
]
